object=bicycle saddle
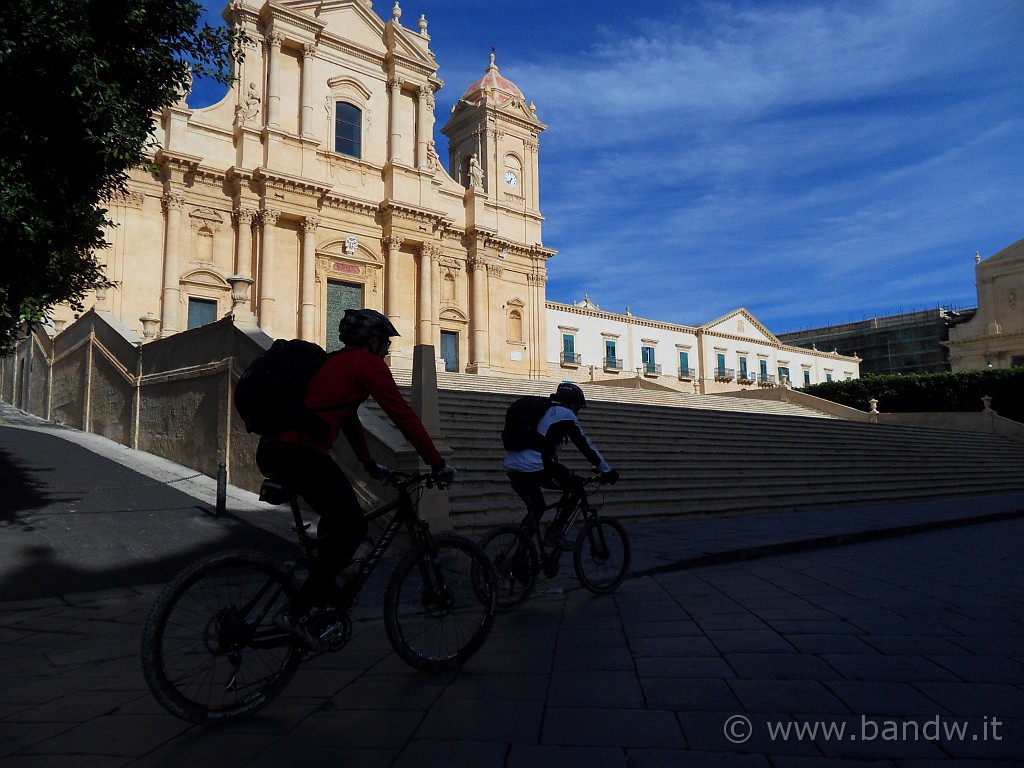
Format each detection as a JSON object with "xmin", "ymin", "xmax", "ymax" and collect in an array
[{"xmin": 259, "ymin": 477, "xmax": 295, "ymax": 505}]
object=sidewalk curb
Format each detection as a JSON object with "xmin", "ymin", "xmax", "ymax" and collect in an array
[{"xmin": 631, "ymin": 506, "xmax": 1024, "ymax": 577}]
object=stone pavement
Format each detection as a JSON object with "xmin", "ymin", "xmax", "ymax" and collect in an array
[{"xmin": 1, "ymin": 401, "xmax": 1023, "ymax": 766}]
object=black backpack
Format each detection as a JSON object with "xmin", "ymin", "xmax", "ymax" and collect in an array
[
  {"xmin": 500, "ymin": 395, "xmax": 553, "ymax": 451},
  {"xmin": 234, "ymin": 339, "xmax": 330, "ymax": 438}
]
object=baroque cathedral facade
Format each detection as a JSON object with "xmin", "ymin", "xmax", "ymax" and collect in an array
[
  {"xmin": 59, "ymin": 0, "xmax": 553, "ymax": 378},
  {"xmin": 49, "ymin": 0, "xmax": 861, "ymax": 392}
]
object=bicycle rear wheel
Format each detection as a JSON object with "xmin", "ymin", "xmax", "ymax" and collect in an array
[
  {"xmin": 573, "ymin": 517, "xmax": 631, "ymax": 595},
  {"xmin": 478, "ymin": 524, "xmax": 538, "ymax": 610},
  {"xmin": 141, "ymin": 550, "xmax": 302, "ymax": 724},
  {"xmin": 384, "ymin": 533, "xmax": 496, "ymax": 672}
]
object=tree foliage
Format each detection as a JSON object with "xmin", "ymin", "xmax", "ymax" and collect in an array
[
  {"xmin": 0, "ymin": 0, "xmax": 242, "ymax": 352},
  {"xmin": 799, "ymin": 368, "xmax": 1024, "ymax": 424}
]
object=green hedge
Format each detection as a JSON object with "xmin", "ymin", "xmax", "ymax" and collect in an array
[{"xmin": 798, "ymin": 368, "xmax": 1024, "ymax": 424}]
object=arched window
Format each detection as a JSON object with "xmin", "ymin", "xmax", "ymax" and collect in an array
[
  {"xmin": 335, "ymin": 102, "xmax": 361, "ymax": 158},
  {"xmin": 508, "ymin": 309, "xmax": 523, "ymax": 343}
]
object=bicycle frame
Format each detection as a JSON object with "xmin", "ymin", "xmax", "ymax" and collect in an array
[
  {"xmin": 524, "ymin": 477, "xmax": 603, "ymax": 573},
  {"xmin": 282, "ymin": 471, "xmax": 446, "ymax": 614}
]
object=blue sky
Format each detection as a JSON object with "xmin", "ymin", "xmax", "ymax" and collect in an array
[{"xmin": 192, "ymin": 0, "xmax": 1023, "ymax": 334}]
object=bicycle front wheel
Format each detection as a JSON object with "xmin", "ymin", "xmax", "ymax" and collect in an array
[
  {"xmin": 478, "ymin": 524, "xmax": 538, "ymax": 610},
  {"xmin": 141, "ymin": 550, "xmax": 302, "ymax": 724},
  {"xmin": 573, "ymin": 517, "xmax": 631, "ymax": 595},
  {"xmin": 384, "ymin": 533, "xmax": 496, "ymax": 672}
]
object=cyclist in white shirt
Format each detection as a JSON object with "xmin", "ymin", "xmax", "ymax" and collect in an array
[{"xmin": 503, "ymin": 382, "xmax": 618, "ymax": 548}]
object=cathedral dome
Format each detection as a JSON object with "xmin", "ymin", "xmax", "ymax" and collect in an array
[{"xmin": 460, "ymin": 52, "xmax": 525, "ymax": 107}]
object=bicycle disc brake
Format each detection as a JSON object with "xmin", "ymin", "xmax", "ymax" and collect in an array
[{"xmin": 313, "ymin": 609, "xmax": 352, "ymax": 651}]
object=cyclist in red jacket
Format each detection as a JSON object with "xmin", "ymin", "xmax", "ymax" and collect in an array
[{"xmin": 256, "ymin": 308, "xmax": 455, "ymax": 647}]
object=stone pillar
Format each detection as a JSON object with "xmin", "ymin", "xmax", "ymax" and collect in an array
[
  {"xmin": 416, "ymin": 84, "xmax": 433, "ymax": 169},
  {"xmin": 300, "ymin": 43, "xmax": 316, "ymax": 139},
  {"xmin": 388, "ymin": 76, "xmax": 403, "ymax": 163},
  {"xmin": 258, "ymin": 208, "xmax": 280, "ymax": 336},
  {"xmin": 469, "ymin": 253, "xmax": 489, "ymax": 371},
  {"xmin": 528, "ymin": 268, "xmax": 547, "ymax": 379},
  {"xmin": 160, "ymin": 191, "xmax": 185, "ymax": 335},
  {"xmin": 232, "ymin": 206, "xmax": 258, "ymax": 277},
  {"xmin": 265, "ymin": 33, "xmax": 283, "ymax": 129},
  {"xmin": 384, "ymin": 234, "xmax": 404, "ymax": 353},
  {"xmin": 300, "ymin": 216, "xmax": 319, "ymax": 341},
  {"xmin": 417, "ymin": 242, "xmax": 437, "ymax": 344}
]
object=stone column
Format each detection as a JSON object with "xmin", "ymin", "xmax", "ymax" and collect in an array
[
  {"xmin": 300, "ymin": 216, "xmax": 319, "ymax": 341},
  {"xmin": 258, "ymin": 208, "xmax": 280, "ymax": 336},
  {"xmin": 160, "ymin": 191, "xmax": 185, "ymax": 335},
  {"xmin": 232, "ymin": 206, "xmax": 258, "ymax": 277},
  {"xmin": 300, "ymin": 42, "xmax": 316, "ymax": 139},
  {"xmin": 529, "ymin": 268, "xmax": 548, "ymax": 378},
  {"xmin": 469, "ymin": 253, "xmax": 489, "ymax": 369},
  {"xmin": 388, "ymin": 76, "xmax": 403, "ymax": 163},
  {"xmin": 418, "ymin": 242, "xmax": 438, "ymax": 344},
  {"xmin": 416, "ymin": 84, "xmax": 433, "ymax": 169},
  {"xmin": 384, "ymin": 234, "xmax": 404, "ymax": 352},
  {"xmin": 265, "ymin": 33, "xmax": 283, "ymax": 129}
]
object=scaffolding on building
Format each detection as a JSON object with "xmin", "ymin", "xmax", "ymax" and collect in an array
[{"xmin": 778, "ymin": 306, "xmax": 977, "ymax": 376}]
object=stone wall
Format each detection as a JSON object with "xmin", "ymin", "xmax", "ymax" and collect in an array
[{"xmin": 0, "ymin": 312, "xmax": 448, "ymax": 524}]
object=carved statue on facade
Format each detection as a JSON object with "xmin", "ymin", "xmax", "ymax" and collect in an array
[
  {"xmin": 235, "ymin": 82, "xmax": 261, "ymax": 126},
  {"xmin": 469, "ymin": 153, "xmax": 483, "ymax": 190},
  {"xmin": 425, "ymin": 140, "xmax": 440, "ymax": 172}
]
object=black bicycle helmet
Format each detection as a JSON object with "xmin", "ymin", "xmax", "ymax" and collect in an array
[
  {"xmin": 339, "ymin": 308, "xmax": 399, "ymax": 345},
  {"xmin": 553, "ymin": 381, "xmax": 586, "ymax": 410}
]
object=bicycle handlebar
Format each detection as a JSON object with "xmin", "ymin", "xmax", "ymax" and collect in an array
[{"xmin": 381, "ymin": 469, "xmax": 450, "ymax": 491}]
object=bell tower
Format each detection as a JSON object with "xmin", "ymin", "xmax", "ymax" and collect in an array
[{"xmin": 441, "ymin": 52, "xmax": 547, "ymax": 240}]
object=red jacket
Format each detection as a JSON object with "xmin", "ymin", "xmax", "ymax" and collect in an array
[{"xmin": 272, "ymin": 347, "xmax": 444, "ymax": 468}]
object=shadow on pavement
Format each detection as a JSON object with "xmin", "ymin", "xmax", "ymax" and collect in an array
[{"xmin": 0, "ymin": 425, "xmax": 294, "ymax": 601}]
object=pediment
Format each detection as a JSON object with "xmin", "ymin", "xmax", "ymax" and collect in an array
[
  {"xmin": 181, "ymin": 268, "xmax": 228, "ymax": 289},
  {"xmin": 983, "ymin": 237, "xmax": 1024, "ymax": 270},
  {"xmin": 500, "ymin": 98, "xmax": 542, "ymax": 124},
  {"xmin": 318, "ymin": 237, "xmax": 382, "ymax": 264},
  {"xmin": 440, "ymin": 306, "xmax": 468, "ymax": 323},
  {"xmin": 701, "ymin": 308, "xmax": 778, "ymax": 344},
  {"xmin": 283, "ymin": 1, "xmax": 387, "ymax": 53},
  {"xmin": 327, "ymin": 75, "xmax": 373, "ymax": 101}
]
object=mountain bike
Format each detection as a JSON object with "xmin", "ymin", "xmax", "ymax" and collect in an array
[
  {"xmin": 478, "ymin": 474, "xmax": 630, "ymax": 609},
  {"xmin": 141, "ymin": 470, "xmax": 496, "ymax": 725}
]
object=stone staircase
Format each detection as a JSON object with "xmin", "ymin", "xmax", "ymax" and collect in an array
[{"xmin": 380, "ymin": 374, "xmax": 1024, "ymax": 531}]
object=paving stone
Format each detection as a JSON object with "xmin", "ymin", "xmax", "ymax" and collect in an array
[
  {"xmin": 393, "ymin": 740, "xmax": 508, "ymax": 768},
  {"xmin": 819, "ymin": 654, "xmax": 960, "ymax": 683},
  {"xmin": 548, "ymin": 670, "xmax": 645, "ymax": 709},
  {"xmin": 705, "ymin": 629, "xmax": 795, "ymax": 654},
  {"xmin": 543, "ymin": 707, "xmax": 685, "ymax": 749},
  {"xmin": 415, "ymin": 698, "xmax": 544, "ymax": 743},
  {"xmin": 640, "ymin": 678, "xmax": 743, "ymax": 712},
  {"xmin": 627, "ymin": 748, "xmax": 771, "ymax": 767},
  {"xmin": 727, "ymin": 679, "xmax": 850, "ymax": 714},
  {"xmin": 508, "ymin": 744, "xmax": 625, "ymax": 768},
  {"xmin": 823, "ymin": 680, "xmax": 954, "ymax": 717},
  {"xmin": 723, "ymin": 652, "xmax": 840, "ymax": 681}
]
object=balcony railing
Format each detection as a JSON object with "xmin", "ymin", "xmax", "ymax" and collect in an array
[
  {"xmin": 677, "ymin": 367, "xmax": 695, "ymax": 379},
  {"xmin": 560, "ymin": 352, "xmax": 581, "ymax": 367},
  {"xmin": 737, "ymin": 370, "xmax": 755, "ymax": 384},
  {"xmin": 604, "ymin": 357, "xmax": 623, "ymax": 371},
  {"xmin": 757, "ymin": 373, "xmax": 777, "ymax": 387},
  {"xmin": 643, "ymin": 363, "xmax": 662, "ymax": 376},
  {"xmin": 714, "ymin": 367, "xmax": 735, "ymax": 382}
]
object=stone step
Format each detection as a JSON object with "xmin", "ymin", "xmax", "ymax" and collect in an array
[{"xmin": 371, "ymin": 375, "xmax": 1024, "ymax": 528}]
